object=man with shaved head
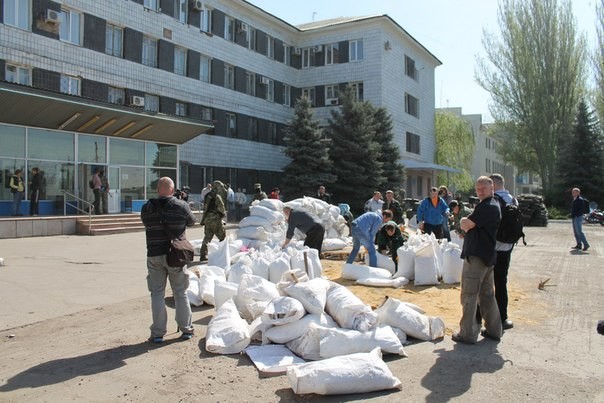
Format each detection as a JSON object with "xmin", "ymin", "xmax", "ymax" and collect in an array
[{"xmin": 141, "ymin": 177, "xmax": 196, "ymax": 343}]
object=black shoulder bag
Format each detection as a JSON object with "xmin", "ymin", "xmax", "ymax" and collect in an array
[{"xmin": 155, "ymin": 200, "xmax": 195, "ymax": 267}]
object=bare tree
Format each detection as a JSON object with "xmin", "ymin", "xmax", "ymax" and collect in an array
[{"xmin": 476, "ymin": 0, "xmax": 586, "ymax": 200}]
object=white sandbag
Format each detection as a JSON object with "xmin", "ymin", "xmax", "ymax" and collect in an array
[
  {"xmin": 238, "ymin": 226, "xmax": 268, "ymax": 241},
  {"xmin": 250, "ymin": 205, "xmax": 285, "ymax": 224},
  {"xmin": 441, "ymin": 245, "xmax": 463, "ymax": 284},
  {"xmin": 364, "ymin": 251, "xmax": 396, "ymax": 274},
  {"xmin": 208, "ymin": 238, "xmax": 231, "ymax": 270},
  {"xmin": 394, "ymin": 245, "xmax": 415, "ymax": 280},
  {"xmin": 414, "ymin": 242, "xmax": 439, "ymax": 286},
  {"xmin": 375, "ymin": 296, "xmax": 445, "ymax": 341},
  {"xmin": 248, "ymin": 316, "xmax": 271, "ymax": 344},
  {"xmin": 269, "ymin": 254, "xmax": 291, "ymax": 283},
  {"xmin": 286, "ymin": 348, "xmax": 402, "ymax": 395},
  {"xmin": 186, "ymin": 270, "xmax": 203, "ymax": 306},
  {"xmin": 451, "ymin": 234, "xmax": 464, "ymax": 250},
  {"xmin": 205, "ymin": 299, "xmax": 251, "ymax": 354},
  {"xmin": 321, "ymin": 237, "xmax": 349, "ymax": 251},
  {"xmin": 265, "ymin": 313, "xmax": 337, "ymax": 344},
  {"xmin": 214, "ymin": 281, "xmax": 239, "ymax": 309},
  {"xmin": 195, "ymin": 265, "xmax": 226, "ymax": 306},
  {"xmin": 319, "ymin": 324, "xmax": 407, "ymax": 358},
  {"xmin": 285, "ymin": 323, "xmax": 322, "ymax": 361},
  {"xmin": 238, "ymin": 274, "xmax": 280, "ymax": 302},
  {"xmin": 261, "ymin": 296, "xmax": 306, "ymax": 326},
  {"xmin": 239, "ymin": 215, "xmax": 274, "ymax": 231},
  {"xmin": 355, "ymin": 277, "xmax": 409, "ymax": 288},
  {"xmin": 250, "ymin": 255, "xmax": 270, "ymax": 280},
  {"xmin": 407, "ymin": 215, "xmax": 418, "ymax": 230},
  {"xmin": 391, "ymin": 327, "xmax": 409, "ymax": 345},
  {"xmin": 341, "ymin": 263, "xmax": 392, "ymax": 281},
  {"xmin": 282, "ymin": 278, "xmax": 331, "ymax": 315},
  {"xmin": 325, "ymin": 283, "xmax": 378, "ymax": 331},
  {"xmin": 241, "ymin": 300, "xmax": 270, "ymax": 323},
  {"xmin": 290, "ymin": 248, "xmax": 322, "ymax": 279},
  {"xmin": 245, "ymin": 345, "xmax": 306, "ymax": 375},
  {"xmin": 254, "ymin": 198, "xmax": 284, "ymax": 212},
  {"xmin": 227, "ymin": 257, "xmax": 254, "ymax": 284}
]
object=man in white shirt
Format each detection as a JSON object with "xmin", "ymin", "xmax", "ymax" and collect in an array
[
  {"xmin": 234, "ymin": 187, "xmax": 247, "ymax": 221},
  {"xmin": 364, "ymin": 191, "xmax": 384, "ymax": 213}
]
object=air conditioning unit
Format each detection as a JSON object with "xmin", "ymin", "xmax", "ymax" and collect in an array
[
  {"xmin": 260, "ymin": 77, "xmax": 270, "ymax": 85},
  {"xmin": 130, "ymin": 96, "xmax": 145, "ymax": 107},
  {"xmin": 193, "ymin": 0, "xmax": 203, "ymax": 11},
  {"xmin": 239, "ymin": 22, "xmax": 248, "ymax": 32},
  {"xmin": 46, "ymin": 9, "xmax": 60, "ymax": 24},
  {"xmin": 313, "ymin": 45, "xmax": 323, "ymax": 52},
  {"xmin": 293, "ymin": 47, "xmax": 302, "ymax": 55},
  {"xmin": 328, "ymin": 98, "xmax": 338, "ymax": 105}
]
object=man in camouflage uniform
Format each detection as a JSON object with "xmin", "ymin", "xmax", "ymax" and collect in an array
[{"xmin": 199, "ymin": 180, "xmax": 227, "ymax": 261}]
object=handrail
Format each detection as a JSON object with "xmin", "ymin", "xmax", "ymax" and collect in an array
[{"xmin": 60, "ymin": 190, "xmax": 93, "ymax": 234}]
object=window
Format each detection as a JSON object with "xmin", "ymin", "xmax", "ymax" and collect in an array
[
  {"xmin": 246, "ymin": 27, "xmax": 256, "ymax": 50},
  {"xmin": 405, "ymin": 55, "xmax": 417, "ymax": 80},
  {"xmin": 175, "ymin": 102, "xmax": 186, "ymax": 116},
  {"xmin": 485, "ymin": 158, "xmax": 491, "ymax": 172},
  {"xmin": 282, "ymin": 85, "xmax": 291, "ymax": 106},
  {"xmin": 350, "ymin": 39, "xmax": 364, "ymax": 62},
  {"xmin": 4, "ymin": 0, "xmax": 30, "ymax": 30},
  {"xmin": 60, "ymin": 75, "xmax": 80, "ymax": 96},
  {"xmin": 325, "ymin": 43, "xmax": 339, "ymax": 65},
  {"xmin": 350, "ymin": 82, "xmax": 364, "ymax": 101},
  {"xmin": 145, "ymin": 94, "xmax": 159, "ymax": 112},
  {"xmin": 325, "ymin": 85, "xmax": 338, "ymax": 105},
  {"xmin": 268, "ymin": 123, "xmax": 277, "ymax": 145},
  {"xmin": 5, "ymin": 64, "xmax": 31, "ymax": 86},
  {"xmin": 302, "ymin": 87, "xmax": 315, "ymax": 107},
  {"xmin": 108, "ymin": 87, "xmax": 125, "ymax": 104},
  {"xmin": 406, "ymin": 132, "xmax": 420, "ymax": 154},
  {"xmin": 59, "ymin": 9, "xmax": 82, "ymax": 45},
  {"xmin": 142, "ymin": 36, "xmax": 157, "ymax": 67},
  {"xmin": 201, "ymin": 7, "xmax": 213, "ymax": 32},
  {"xmin": 249, "ymin": 118, "xmax": 258, "ymax": 141},
  {"xmin": 200, "ymin": 107, "xmax": 212, "ymax": 121},
  {"xmin": 225, "ymin": 16, "xmax": 235, "ymax": 41},
  {"xmin": 224, "ymin": 64, "xmax": 235, "ymax": 90},
  {"xmin": 176, "ymin": 0, "xmax": 187, "ymax": 23},
  {"xmin": 174, "ymin": 46, "xmax": 187, "ymax": 76},
  {"xmin": 144, "ymin": 0, "xmax": 158, "ymax": 11},
  {"xmin": 266, "ymin": 79, "xmax": 274, "ymax": 102},
  {"xmin": 105, "ymin": 24, "xmax": 123, "ymax": 57},
  {"xmin": 283, "ymin": 44, "xmax": 290, "ymax": 65},
  {"xmin": 200, "ymin": 55, "xmax": 211, "ymax": 82},
  {"xmin": 226, "ymin": 113, "xmax": 237, "ymax": 137},
  {"xmin": 302, "ymin": 48, "xmax": 311, "ymax": 69},
  {"xmin": 266, "ymin": 36, "xmax": 275, "ymax": 59},
  {"xmin": 405, "ymin": 93, "xmax": 419, "ymax": 118},
  {"xmin": 245, "ymin": 72, "xmax": 256, "ymax": 96}
]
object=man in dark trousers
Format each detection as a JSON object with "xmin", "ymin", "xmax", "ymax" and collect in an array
[
  {"xmin": 571, "ymin": 187, "xmax": 590, "ymax": 251},
  {"xmin": 452, "ymin": 176, "xmax": 502, "ymax": 344},
  {"xmin": 29, "ymin": 167, "xmax": 41, "ymax": 216},
  {"xmin": 141, "ymin": 177, "xmax": 196, "ymax": 344},
  {"xmin": 281, "ymin": 206, "xmax": 325, "ymax": 254}
]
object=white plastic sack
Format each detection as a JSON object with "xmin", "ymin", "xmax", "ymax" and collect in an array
[
  {"xmin": 250, "ymin": 255, "xmax": 271, "ymax": 280},
  {"xmin": 394, "ymin": 245, "xmax": 415, "ymax": 280},
  {"xmin": 205, "ymin": 299, "xmax": 251, "ymax": 354},
  {"xmin": 375, "ymin": 296, "xmax": 445, "ymax": 341},
  {"xmin": 325, "ymin": 283, "xmax": 378, "ymax": 331},
  {"xmin": 208, "ymin": 238, "xmax": 231, "ymax": 270},
  {"xmin": 285, "ymin": 323, "xmax": 322, "ymax": 361},
  {"xmin": 282, "ymin": 278, "xmax": 331, "ymax": 315},
  {"xmin": 261, "ymin": 296, "xmax": 306, "ymax": 326},
  {"xmin": 341, "ymin": 263, "xmax": 392, "ymax": 281},
  {"xmin": 227, "ymin": 257, "xmax": 254, "ymax": 284},
  {"xmin": 355, "ymin": 277, "xmax": 409, "ymax": 288},
  {"xmin": 441, "ymin": 246, "xmax": 463, "ymax": 284},
  {"xmin": 186, "ymin": 270, "xmax": 203, "ymax": 306},
  {"xmin": 319, "ymin": 324, "xmax": 407, "ymax": 358},
  {"xmin": 238, "ymin": 226, "xmax": 268, "ymax": 241},
  {"xmin": 414, "ymin": 242, "xmax": 439, "ymax": 286},
  {"xmin": 365, "ymin": 251, "xmax": 396, "ymax": 274},
  {"xmin": 245, "ymin": 345, "xmax": 305, "ymax": 375},
  {"xmin": 249, "ymin": 205, "xmax": 284, "ymax": 224},
  {"xmin": 321, "ymin": 238, "xmax": 349, "ymax": 251},
  {"xmin": 213, "ymin": 281, "xmax": 239, "ymax": 309},
  {"xmin": 239, "ymin": 215, "xmax": 274, "ymax": 231},
  {"xmin": 254, "ymin": 198, "xmax": 284, "ymax": 212},
  {"xmin": 286, "ymin": 348, "xmax": 402, "ymax": 395},
  {"xmin": 290, "ymin": 248, "xmax": 322, "ymax": 279},
  {"xmin": 269, "ymin": 254, "xmax": 291, "ymax": 283},
  {"xmin": 265, "ymin": 313, "xmax": 337, "ymax": 344},
  {"xmin": 238, "ymin": 274, "xmax": 280, "ymax": 302}
]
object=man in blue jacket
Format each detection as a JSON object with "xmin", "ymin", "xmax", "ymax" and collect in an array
[
  {"xmin": 346, "ymin": 210, "xmax": 391, "ymax": 267},
  {"xmin": 417, "ymin": 187, "xmax": 449, "ymax": 238}
]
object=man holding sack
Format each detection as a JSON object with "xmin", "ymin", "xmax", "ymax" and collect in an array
[{"xmin": 141, "ymin": 177, "xmax": 196, "ymax": 343}]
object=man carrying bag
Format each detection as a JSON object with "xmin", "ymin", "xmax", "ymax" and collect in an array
[{"xmin": 141, "ymin": 177, "xmax": 196, "ymax": 343}]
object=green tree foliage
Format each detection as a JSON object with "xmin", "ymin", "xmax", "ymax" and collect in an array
[
  {"xmin": 281, "ymin": 96, "xmax": 336, "ymax": 199},
  {"xmin": 476, "ymin": 0, "xmax": 586, "ymax": 202},
  {"xmin": 434, "ymin": 111, "xmax": 476, "ymax": 192},
  {"xmin": 555, "ymin": 100, "xmax": 604, "ymax": 208},
  {"xmin": 326, "ymin": 86, "xmax": 384, "ymax": 211},
  {"xmin": 370, "ymin": 106, "xmax": 405, "ymax": 193},
  {"xmin": 595, "ymin": 0, "xmax": 604, "ymax": 122}
]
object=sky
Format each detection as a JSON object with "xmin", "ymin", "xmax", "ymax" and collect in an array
[{"xmin": 247, "ymin": 0, "xmax": 599, "ymax": 123}]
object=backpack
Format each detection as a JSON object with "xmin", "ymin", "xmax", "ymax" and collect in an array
[
  {"xmin": 495, "ymin": 196, "xmax": 526, "ymax": 245},
  {"xmin": 582, "ymin": 198, "xmax": 591, "ymax": 215},
  {"xmin": 89, "ymin": 180, "xmax": 95, "ymax": 189}
]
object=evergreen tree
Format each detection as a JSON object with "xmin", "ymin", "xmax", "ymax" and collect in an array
[
  {"xmin": 370, "ymin": 105, "xmax": 405, "ymax": 194},
  {"xmin": 281, "ymin": 96, "xmax": 336, "ymax": 200},
  {"xmin": 555, "ymin": 100, "xmax": 604, "ymax": 208},
  {"xmin": 326, "ymin": 86, "xmax": 384, "ymax": 212}
]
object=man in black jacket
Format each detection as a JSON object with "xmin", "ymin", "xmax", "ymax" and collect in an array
[
  {"xmin": 571, "ymin": 187, "xmax": 590, "ymax": 251},
  {"xmin": 281, "ymin": 206, "xmax": 325, "ymax": 253},
  {"xmin": 141, "ymin": 177, "xmax": 196, "ymax": 344}
]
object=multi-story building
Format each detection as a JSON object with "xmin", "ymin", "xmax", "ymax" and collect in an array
[{"xmin": 0, "ymin": 0, "xmax": 442, "ymax": 215}]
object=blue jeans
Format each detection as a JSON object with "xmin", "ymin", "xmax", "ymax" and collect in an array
[
  {"xmin": 12, "ymin": 191, "xmax": 23, "ymax": 215},
  {"xmin": 346, "ymin": 225, "xmax": 377, "ymax": 267},
  {"xmin": 572, "ymin": 216, "xmax": 589, "ymax": 248},
  {"xmin": 146, "ymin": 255, "xmax": 194, "ymax": 338}
]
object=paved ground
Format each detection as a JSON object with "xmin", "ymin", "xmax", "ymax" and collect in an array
[{"xmin": 0, "ymin": 221, "xmax": 603, "ymax": 402}]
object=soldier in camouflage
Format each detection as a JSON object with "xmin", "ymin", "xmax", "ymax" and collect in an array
[{"xmin": 199, "ymin": 180, "xmax": 227, "ymax": 261}]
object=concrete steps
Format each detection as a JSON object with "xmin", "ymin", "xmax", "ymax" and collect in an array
[{"xmin": 76, "ymin": 214, "xmax": 144, "ymax": 235}]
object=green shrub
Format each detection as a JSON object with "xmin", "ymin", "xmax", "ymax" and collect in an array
[{"xmin": 547, "ymin": 206, "xmax": 569, "ymax": 219}]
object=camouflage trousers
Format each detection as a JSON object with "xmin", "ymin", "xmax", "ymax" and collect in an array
[{"xmin": 200, "ymin": 218, "xmax": 225, "ymax": 259}]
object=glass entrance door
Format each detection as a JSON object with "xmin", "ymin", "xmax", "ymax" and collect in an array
[{"xmin": 108, "ymin": 166, "xmax": 120, "ymax": 213}]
